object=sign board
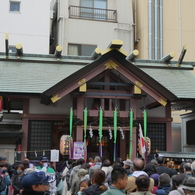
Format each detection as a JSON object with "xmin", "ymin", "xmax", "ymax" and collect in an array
[
  {"xmin": 50, "ymin": 150, "xmax": 59, "ymax": 162},
  {"xmin": 73, "ymin": 142, "xmax": 84, "ymax": 160}
]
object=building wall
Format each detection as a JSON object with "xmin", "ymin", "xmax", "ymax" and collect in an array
[
  {"xmin": 29, "ymin": 96, "xmax": 71, "ymax": 114},
  {"xmin": 134, "ymin": 0, "xmax": 195, "ymax": 62},
  {"xmin": 0, "ymin": 0, "xmax": 50, "ymax": 54},
  {"xmin": 181, "ymin": 112, "xmax": 195, "ymax": 152},
  {"xmin": 55, "ymin": 0, "xmax": 134, "ymax": 55}
]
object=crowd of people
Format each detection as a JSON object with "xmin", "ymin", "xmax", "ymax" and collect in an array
[{"xmin": 1, "ymin": 155, "xmax": 195, "ymax": 195}]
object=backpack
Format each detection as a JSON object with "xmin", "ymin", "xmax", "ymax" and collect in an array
[{"xmin": 0, "ymin": 173, "xmax": 6, "ymax": 192}]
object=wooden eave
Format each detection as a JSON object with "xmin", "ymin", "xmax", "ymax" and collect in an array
[{"xmin": 41, "ymin": 49, "xmax": 178, "ymax": 105}]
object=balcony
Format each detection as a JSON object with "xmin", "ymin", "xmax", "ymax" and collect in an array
[{"xmin": 69, "ymin": 5, "xmax": 117, "ymax": 23}]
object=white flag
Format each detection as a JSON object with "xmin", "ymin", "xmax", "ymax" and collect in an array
[{"xmin": 139, "ymin": 124, "xmax": 146, "ymax": 157}]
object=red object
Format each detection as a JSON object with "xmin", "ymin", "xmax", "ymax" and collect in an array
[
  {"xmin": 0, "ymin": 100, "xmax": 2, "ymax": 111},
  {"xmin": 17, "ymin": 145, "xmax": 22, "ymax": 152}
]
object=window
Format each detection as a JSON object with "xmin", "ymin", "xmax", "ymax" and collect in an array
[
  {"xmin": 80, "ymin": 0, "xmax": 107, "ymax": 20},
  {"xmin": 146, "ymin": 123, "xmax": 166, "ymax": 161},
  {"xmin": 28, "ymin": 121, "xmax": 52, "ymax": 160},
  {"xmin": 68, "ymin": 44, "xmax": 96, "ymax": 56},
  {"xmin": 10, "ymin": 2, "xmax": 20, "ymax": 12}
]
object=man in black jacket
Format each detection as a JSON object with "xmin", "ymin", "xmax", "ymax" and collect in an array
[{"xmin": 156, "ymin": 157, "xmax": 171, "ymax": 176}]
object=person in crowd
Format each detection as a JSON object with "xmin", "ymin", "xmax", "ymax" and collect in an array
[
  {"xmin": 156, "ymin": 157, "xmax": 171, "ymax": 176},
  {"xmin": 101, "ymin": 159, "xmax": 113, "ymax": 177},
  {"xmin": 150, "ymin": 159, "xmax": 158, "ymax": 166},
  {"xmin": 82, "ymin": 169, "xmax": 107, "ymax": 195},
  {"xmin": 144, "ymin": 162, "xmax": 159, "ymax": 193},
  {"xmin": 181, "ymin": 176, "xmax": 195, "ymax": 195},
  {"xmin": 88, "ymin": 158, "xmax": 94, "ymax": 167},
  {"xmin": 12, "ymin": 164, "xmax": 25, "ymax": 195},
  {"xmin": 22, "ymin": 159, "xmax": 35, "ymax": 174},
  {"xmin": 179, "ymin": 162, "xmax": 186, "ymax": 174},
  {"xmin": 24, "ymin": 158, "xmax": 34, "ymax": 168},
  {"xmin": 21, "ymin": 171, "xmax": 50, "ymax": 195},
  {"xmin": 37, "ymin": 156, "xmax": 55, "ymax": 174},
  {"xmin": 125, "ymin": 158, "xmax": 154, "ymax": 195},
  {"xmin": 101, "ymin": 167, "xmax": 128, "ymax": 195},
  {"xmin": 71, "ymin": 169, "xmax": 88, "ymax": 195},
  {"xmin": 115, "ymin": 157, "xmax": 124, "ymax": 167},
  {"xmin": 69, "ymin": 158, "xmax": 85, "ymax": 187},
  {"xmin": 93, "ymin": 156, "xmax": 102, "ymax": 168},
  {"xmin": 168, "ymin": 173, "xmax": 186, "ymax": 195},
  {"xmin": 123, "ymin": 159, "xmax": 133, "ymax": 176},
  {"xmin": 183, "ymin": 163, "xmax": 193, "ymax": 177},
  {"xmin": 150, "ymin": 173, "xmax": 160, "ymax": 194},
  {"xmin": 0, "ymin": 155, "xmax": 15, "ymax": 178},
  {"xmin": 76, "ymin": 179, "xmax": 91, "ymax": 195},
  {"xmin": 65, "ymin": 160, "xmax": 76, "ymax": 192},
  {"xmin": 0, "ymin": 162, "xmax": 11, "ymax": 195},
  {"xmin": 167, "ymin": 160, "xmax": 177, "ymax": 177},
  {"xmin": 130, "ymin": 175, "xmax": 155, "ymax": 195},
  {"xmin": 144, "ymin": 162, "xmax": 158, "ymax": 177},
  {"xmin": 155, "ymin": 173, "xmax": 171, "ymax": 195},
  {"xmin": 36, "ymin": 156, "xmax": 56, "ymax": 195},
  {"xmin": 105, "ymin": 163, "xmax": 122, "ymax": 187},
  {"xmin": 191, "ymin": 161, "xmax": 195, "ymax": 177}
]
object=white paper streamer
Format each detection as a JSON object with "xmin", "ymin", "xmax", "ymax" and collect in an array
[
  {"xmin": 24, "ymin": 151, "xmax": 27, "ymax": 157},
  {"xmin": 119, "ymin": 127, "xmax": 125, "ymax": 139},
  {"xmin": 43, "ymin": 150, "xmax": 45, "ymax": 156},
  {"xmin": 89, "ymin": 125, "xmax": 93, "ymax": 138},
  {"xmin": 35, "ymin": 150, "xmax": 37, "ymax": 157},
  {"xmin": 108, "ymin": 126, "xmax": 112, "ymax": 139}
]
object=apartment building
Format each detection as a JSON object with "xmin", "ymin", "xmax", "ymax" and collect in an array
[
  {"xmin": 0, "ymin": 0, "xmax": 51, "ymax": 54},
  {"xmin": 50, "ymin": 0, "xmax": 134, "ymax": 56}
]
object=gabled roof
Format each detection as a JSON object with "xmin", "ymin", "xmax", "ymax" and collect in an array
[
  {"xmin": 41, "ymin": 49, "xmax": 178, "ymax": 105},
  {"xmin": 0, "ymin": 48, "xmax": 195, "ymax": 107}
]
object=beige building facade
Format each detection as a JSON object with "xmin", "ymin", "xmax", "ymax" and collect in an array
[{"xmin": 133, "ymin": 0, "xmax": 195, "ymax": 152}]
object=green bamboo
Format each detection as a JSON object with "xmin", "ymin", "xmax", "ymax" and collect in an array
[
  {"xmin": 144, "ymin": 109, "xmax": 147, "ymax": 137},
  {"xmin": 113, "ymin": 108, "xmax": 118, "ymax": 144},
  {"xmin": 99, "ymin": 107, "xmax": 103, "ymax": 142},
  {"xmin": 69, "ymin": 107, "xmax": 73, "ymax": 137},
  {"xmin": 129, "ymin": 109, "xmax": 133, "ymax": 159},
  {"xmin": 83, "ymin": 107, "xmax": 88, "ymax": 139}
]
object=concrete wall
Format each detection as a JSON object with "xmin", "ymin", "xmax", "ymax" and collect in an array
[
  {"xmin": 56, "ymin": 0, "xmax": 134, "ymax": 55},
  {"xmin": 0, "ymin": 0, "xmax": 50, "ymax": 54}
]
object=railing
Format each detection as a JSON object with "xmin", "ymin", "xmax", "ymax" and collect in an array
[{"xmin": 69, "ymin": 5, "xmax": 117, "ymax": 23}]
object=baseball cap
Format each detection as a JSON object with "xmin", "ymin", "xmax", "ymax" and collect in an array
[
  {"xmin": 40, "ymin": 156, "xmax": 49, "ymax": 162},
  {"xmin": 21, "ymin": 171, "xmax": 50, "ymax": 189}
]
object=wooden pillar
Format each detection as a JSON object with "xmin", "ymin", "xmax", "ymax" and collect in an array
[
  {"xmin": 21, "ymin": 99, "xmax": 29, "ymax": 160},
  {"xmin": 132, "ymin": 98, "xmax": 137, "ymax": 160},
  {"xmin": 166, "ymin": 102, "xmax": 172, "ymax": 151},
  {"xmin": 76, "ymin": 96, "xmax": 84, "ymax": 142}
]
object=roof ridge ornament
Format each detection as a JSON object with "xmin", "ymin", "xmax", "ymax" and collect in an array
[
  {"xmin": 126, "ymin": 49, "xmax": 139, "ymax": 61},
  {"xmin": 160, "ymin": 51, "xmax": 175, "ymax": 65},
  {"xmin": 177, "ymin": 44, "xmax": 187, "ymax": 67}
]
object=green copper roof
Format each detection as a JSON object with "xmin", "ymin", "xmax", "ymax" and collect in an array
[
  {"xmin": 140, "ymin": 67, "xmax": 195, "ymax": 99},
  {"xmin": 0, "ymin": 58, "xmax": 91, "ymax": 94}
]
